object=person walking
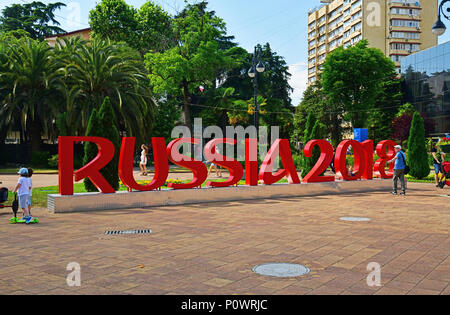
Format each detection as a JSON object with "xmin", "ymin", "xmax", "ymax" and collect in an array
[
  {"xmin": 431, "ymin": 143, "xmax": 446, "ymax": 187},
  {"xmin": 388, "ymin": 145, "xmax": 407, "ymax": 196},
  {"xmin": 139, "ymin": 144, "xmax": 149, "ymax": 176},
  {"xmin": 13, "ymin": 168, "xmax": 33, "ymax": 224},
  {"xmin": 26, "ymin": 168, "xmax": 33, "ymax": 217}
]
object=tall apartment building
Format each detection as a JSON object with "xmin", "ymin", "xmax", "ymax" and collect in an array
[{"xmin": 307, "ymin": 0, "xmax": 438, "ymax": 85}]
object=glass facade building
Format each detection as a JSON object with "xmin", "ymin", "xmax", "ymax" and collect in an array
[{"xmin": 401, "ymin": 41, "xmax": 450, "ymax": 135}]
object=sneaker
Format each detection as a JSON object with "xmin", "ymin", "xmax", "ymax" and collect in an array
[
  {"xmin": 25, "ymin": 216, "xmax": 33, "ymax": 224},
  {"xmin": 391, "ymin": 191, "xmax": 397, "ymax": 195},
  {"xmin": 400, "ymin": 192, "xmax": 406, "ymax": 196}
]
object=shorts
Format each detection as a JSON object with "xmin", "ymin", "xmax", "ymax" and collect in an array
[
  {"xmin": 28, "ymin": 195, "xmax": 32, "ymax": 206},
  {"xmin": 18, "ymin": 194, "xmax": 29, "ymax": 209},
  {"xmin": 434, "ymin": 163, "xmax": 441, "ymax": 174}
]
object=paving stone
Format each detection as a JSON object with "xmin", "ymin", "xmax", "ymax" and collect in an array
[{"xmin": 0, "ymin": 182, "xmax": 447, "ymax": 295}]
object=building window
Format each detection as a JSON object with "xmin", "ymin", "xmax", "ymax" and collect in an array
[
  {"xmin": 391, "ymin": 32, "xmax": 420, "ymax": 39},
  {"xmin": 351, "ymin": 0, "xmax": 362, "ymax": 11},
  {"xmin": 329, "ymin": 6, "xmax": 342, "ymax": 19},
  {"xmin": 391, "ymin": 19, "xmax": 420, "ymax": 28},
  {"xmin": 391, "ymin": 43, "xmax": 420, "ymax": 52},
  {"xmin": 351, "ymin": 34, "xmax": 362, "ymax": 44},
  {"xmin": 318, "ymin": 25, "xmax": 326, "ymax": 34},
  {"xmin": 351, "ymin": 22, "xmax": 362, "ymax": 33},
  {"xmin": 352, "ymin": 11, "xmax": 362, "ymax": 21},
  {"xmin": 391, "ymin": 55, "xmax": 406, "ymax": 62},
  {"xmin": 344, "ymin": 19, "xmax": 351, "ymax": 29},
  {"xmin": 390, "ymin": 8, "xmax": 420, "ymax": 16},
  {"xmin": 391, "ymin": 0, "xmax": 420, "ymax": 4}
]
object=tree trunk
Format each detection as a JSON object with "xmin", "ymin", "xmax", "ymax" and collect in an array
[
  {"xmin": 30, "ymin": 118, "xmax": 42, "ymax": 152},
  {"xmin": 0, "ymin": 127, "xmax": 7, "ymax": 165},
  {"xmin": 182, "ymin": 79, "xmax": 192, "ymax": 131}
]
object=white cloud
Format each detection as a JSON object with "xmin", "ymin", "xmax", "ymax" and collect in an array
[{"xmin": 288, "ymin": 61, "xmax": 308, "ymax": 107}]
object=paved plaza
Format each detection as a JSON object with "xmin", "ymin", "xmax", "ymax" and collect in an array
[{"xmin": 0, "ymin": 182, "xmax": 449, "ymax": 295}]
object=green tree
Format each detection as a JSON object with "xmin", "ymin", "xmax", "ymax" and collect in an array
[
  {"xmin": 0, "ymin": 37, "xmax": 63, "ymax": 151},
  {"xmin": 0, "ymin": 2, "xmax": 66, "ymax": 40},
  {"xmin": 199, "ymin": 87, "xmax": 239, "ymax": 129},
  {"xmin": 145, "ymin": 2, "xmax": 242, "ymax": 130},
  {"xmin": 83, "ymin": 109, "xmax": 101, "ymax": 192},
  {"xmin": 293, "ymin": 81, "xmax": 344, "ymax": 148},
  {"xmin": 89, "ymin": 0, "xmax": 173, "ymax": 55},
  {"xmin": 367, "ymin": 76, "xmax": 403, "ymax": 143},
  {"xmin": 396, "ymin": 102, "xmax": 415, "ymax": 118},
  {"xmin": 407, "ymin": 111, "xmax": 430, "ymax": 179},
  {"xmin": 152, "ymin": 99, "xmax": 182, "ymax": 142},
  {"xmin": 0, "ymin": 34, "xmax": 12, "ymax": 156},
  {"xmin": 302, "ymin": 119, "xmax": 325, "ymax": 177},
  {"xmin": 98, "ymin": 97, "xmax": 120, "ymax": 191},
  {"xmin": 56, "ymin": 37, "xmax": 155, "ymax": 144},
  {"xmin": 301, "ymin": 112, "xmax": 316, "ymax": 175},
  {"xmin": 322, "ymin": 40, "xmax": 396, "ymax": 128},
  {"xmin": 303, "ymin": 112, "xmax": 316, "ymax": 146},
  {"xmin": 82, "ymin": 98, "xmax": 121, "ymax": 192}
]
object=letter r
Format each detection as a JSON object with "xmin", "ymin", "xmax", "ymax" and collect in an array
[{"xmin": 59, "ymin": 136, "xmax": 116, "ymax": 195}]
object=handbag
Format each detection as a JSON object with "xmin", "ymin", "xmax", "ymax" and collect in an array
[{"xmin": 399, "ymin": 151, "xmax": 410, "ymax": 175}]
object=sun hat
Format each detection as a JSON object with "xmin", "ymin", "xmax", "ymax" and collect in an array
[
  {"xmin": 394, "ymin": 145, "xmax": 402, "ymax": 150},
  {"xmin": 18, "ymin": 168, "xmax": 28, "ymax": 175}
]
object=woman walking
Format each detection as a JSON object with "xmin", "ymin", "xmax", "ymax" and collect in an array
[{"xmin": 140, "ymin": 144, "xmax": 149, "ymax": 176}]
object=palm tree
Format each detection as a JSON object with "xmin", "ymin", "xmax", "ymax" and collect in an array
[
  {"xmin": 0, "ymin": 35, "xmax": 13, "ymax": 148},
  {"xmin": 55, "ymin": 37, "xmax": 155, "ymax": 144},
  {"xmin": 0, "ymin": 36, "xmax": 63, "ymax": 151}
]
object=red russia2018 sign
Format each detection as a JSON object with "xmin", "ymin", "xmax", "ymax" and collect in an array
[{"xmin": 58, "ymin": 136, "xmax": 398, "ymax": 195}]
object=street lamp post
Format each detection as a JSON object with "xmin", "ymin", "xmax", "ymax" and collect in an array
[
  {"xmin": 432, "ymin": 0, "xmax": 450, "ymax": 36},
  {"xmin": 248, "ymin": 46, "xmax": 265, "ymax": 136}
]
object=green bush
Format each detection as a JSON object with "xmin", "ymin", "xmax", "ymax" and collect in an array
[
  {"xmin": 49, "ymin": 154, "xmax": 84, "ymax": 170},
  {"xmin": 407, "ymin": 112, "xmax": 430, "ymax": 179},
  {"xmin": 48, "ymin": 154, "xmax": 59, "ymax": 168},
  {"xmin": 98, "ymin": 97, "xmax": 120, "ymax": 191},
  {"xmin": 83, "ymin": 97, "xmax": 120, "ymax": 192},
  {"xmin": 31, "ymin": 151, "xmax": 50, "ymax": 168},
  {"xmin": 302, "ymin": 120, "xmax": 325, "ymax": 176},
  {"xmin": 83, "ymin": 108, "xmax": 102, "ymax": 192},
  {"xmin": 292, "ymin": 154, "xmax": 302, "ymax": 170}
]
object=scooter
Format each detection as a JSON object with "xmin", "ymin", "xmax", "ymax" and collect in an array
[{"xmin": 1, "ymin": 188, "xmax": 39, "ymax": 224}]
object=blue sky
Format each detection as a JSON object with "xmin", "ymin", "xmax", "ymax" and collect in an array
[{"xmin": 1, "ymin": 0, "xmax": 449, "ymax": 105}]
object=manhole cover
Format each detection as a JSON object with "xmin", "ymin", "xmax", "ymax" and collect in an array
[
  {"xmin": 104, "ymin": 229, "xmax": 152, "ymax": 236},
  {"xmin": 340, "ymin": 217, "xmax": 371, "ymax": 222},
  {"xmin": 253, "ymin": 263, "xmax": 310, "ymax": 278}
]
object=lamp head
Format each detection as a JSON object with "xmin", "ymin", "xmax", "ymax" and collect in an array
[
  {"xmin": 248, "ymin": 67, "xmax": 255, "ymax": 78},
  {"xmin": 432, "ymin": 16, "xmax": 447, "ymax": 36},
  {"xmin": 256, "ymin": 61, "xmax": 265, "ymax": 73}
]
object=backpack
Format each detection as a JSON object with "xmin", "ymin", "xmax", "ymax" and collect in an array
[{"xmin": 399, "ymin": 151, "xmax": 410, "ymax": 175}]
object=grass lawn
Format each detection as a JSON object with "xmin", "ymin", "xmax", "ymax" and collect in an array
[
  {"xmin": 0, "ymin": 168, "xmax": 59, "ymax": 174},
  {"xmin": 4, "ymin": 175, "xmax": 437, "ymax": 210},
  {"xmin": 6, "ymin": 179, "xmax": 249, "ymax": 208}
]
